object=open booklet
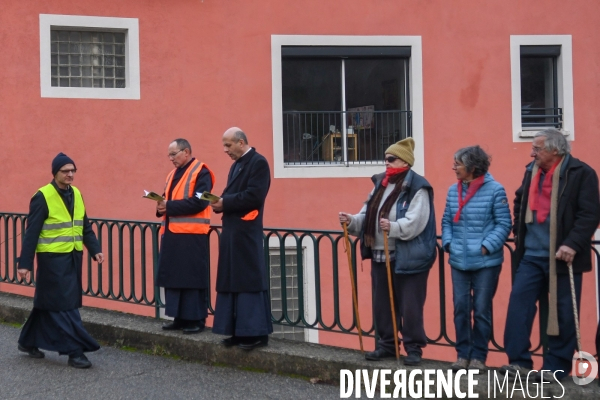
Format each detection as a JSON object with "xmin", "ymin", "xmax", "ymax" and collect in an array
[
  {"xmin": 196, "ymin": 191, "xmax": 221, "ymax": 202},
  {"xmin": 142, "ymin": 190, "xmax": 164, "ymax": 201}
]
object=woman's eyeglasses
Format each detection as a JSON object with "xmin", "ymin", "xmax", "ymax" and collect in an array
[{"xmin": 384, "ymin": 156, "xmax": 399, "ymax": 163}]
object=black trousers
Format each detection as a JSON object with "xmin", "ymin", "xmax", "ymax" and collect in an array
[{"xmin": 371, "ymin": 261, "xmax": 429, "ymax": 355}]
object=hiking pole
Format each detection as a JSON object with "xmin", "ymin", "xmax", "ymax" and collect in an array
[
  {"xmin": 342, "ymin": 222, "xmax": 364, "ymax": 353},
  {"xmin": 567, "ymin": 262, "xmax": 584, "ymax": 378},
  {"xmin": 383, "ymin": 230, "xmax": 400, "ymax": 363}
]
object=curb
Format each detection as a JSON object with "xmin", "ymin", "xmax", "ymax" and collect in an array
[{"xmin": 1, "ymin": 292, "xmax": 598, "ymax": 399}]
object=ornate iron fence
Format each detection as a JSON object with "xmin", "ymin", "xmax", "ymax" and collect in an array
[{"xmin": 1, "ymin": 212, "xmax": 598, "ymax": 355}]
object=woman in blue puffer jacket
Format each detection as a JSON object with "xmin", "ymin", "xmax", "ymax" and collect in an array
[{"xmin": 442, "ymin": 145, "xmax": 511, "ymax": 372}]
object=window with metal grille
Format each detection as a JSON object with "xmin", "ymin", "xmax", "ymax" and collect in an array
[
  {"xmin": 281, "ymin": 46, "xmax": 411, "ymax": 166},
  {"xmin": 51, "ymin": 30, "xmax": 126, "ymax": 89},
  {"xmin": 520, "ymin": 45, "xmax": 561, "ymax": 130},
  {"xmin": 269, "ymin": 249, "xmax": 305, "ymax": 341}
]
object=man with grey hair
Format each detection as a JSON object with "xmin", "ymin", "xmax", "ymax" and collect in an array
[
  {"xmin": 210, "ymin": 127, "xmax": 272, "ymax": 350},
  {"xmin": 501, "ymin": 128, "xmax": 600, "ymax": 382}
]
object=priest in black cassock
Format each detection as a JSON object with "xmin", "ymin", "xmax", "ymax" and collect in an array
[
  {"xmin": 156, "ymin": 138, "xmax": 215, "ymax": 334},
  {"xmin": 210, "ymin": 127, "xmax": 273, "ymax": 350},
  {"xmin": 18, "ymin": 153, "xmax": 104, "ymax": 369}
]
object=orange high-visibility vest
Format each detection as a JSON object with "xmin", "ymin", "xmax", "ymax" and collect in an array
[{"xmin": 159, "ymin": 159, "xmax": 215, "ymax": 235}]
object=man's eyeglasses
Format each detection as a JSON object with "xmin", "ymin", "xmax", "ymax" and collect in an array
[
  {"xmin": 59, "ymin": 168, "xmax": 77, "ymax": 174},
  {"xmin": 452, "ymin": 163, "xmax": 464, "ymax": 169},
  {"xmin": 168, "ymin": 149, "xmax": 184, "ymax": 159},
  {"xmin": 531, "ymin": 146, "xmax": 544, "ymax": 154},
  {"xmin": 384, "ymin": 156, "xmax": 399, "ymax": 163}
]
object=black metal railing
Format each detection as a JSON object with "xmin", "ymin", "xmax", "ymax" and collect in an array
[
  {"xmin": 1, "ymin": 212, "xmax": 598, "ymax": 356},
  {"xmin": 282, "ymin": 110, "xmax": 411, "ymax": 166},
  {"xmin": 521, "ymin": 107, "xmax": 563, "ymax": 129}
]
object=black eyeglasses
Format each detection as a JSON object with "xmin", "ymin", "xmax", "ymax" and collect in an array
[
  {"xmin": 59, "ymin": 168, "xmax": 77, "ymax": 174},
  {"xmin": 384, "ymin": 156, "xmax": 399, "ymax": 163}
]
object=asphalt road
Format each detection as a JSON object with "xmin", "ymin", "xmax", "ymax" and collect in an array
[{"xmin": 0, "ymin": 322, "xmax": 340, "ymax": 400}]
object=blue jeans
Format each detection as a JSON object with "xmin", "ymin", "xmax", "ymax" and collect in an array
[
  {"xmin": 503, "ymin": 256, "xmax": 581, "ymax": 379},
  {"xmin": 452, "ymin": 265, "xmax": 500, "ymax": 362}
]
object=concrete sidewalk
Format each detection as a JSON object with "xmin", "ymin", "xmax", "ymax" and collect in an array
[{"xmin": 1, "ymin": 292, "xmax": 598, "ymax": 399}]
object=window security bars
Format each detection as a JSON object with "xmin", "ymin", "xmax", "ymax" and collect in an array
[
  {"xmin": 282, "ymin": 110, "xmax": 411, "ymax": 165},
  {"xmin": 51, "ymin": 30, "xmax": 126, "ymax": 88},
  {"xmin": 521, "ymin": 107, "xmax": 563, "ymax": 129}
]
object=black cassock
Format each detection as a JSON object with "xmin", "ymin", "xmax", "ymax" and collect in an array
[
  {"xmin": 155, "ymin": 159, "xmax": 213, "ymax": 325},
  {"xmin": 18, "ymin": 181, "xmax": 101, "ymax": 356},
  {"xmin": 212, "ymin": 148, "xmax": 273, "ymax": 338}
]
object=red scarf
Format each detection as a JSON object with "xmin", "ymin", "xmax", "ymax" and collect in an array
[
  {"xmin": 382, "ymin": 167, "xmax": 409, "ymax": 187},
  {"xmin": 529, "ymin": 160, "xmax": 561, "ymax": 224},
  {"xmin": 454, "ymin": 175, "xmax": 486, "ymax": 222}
]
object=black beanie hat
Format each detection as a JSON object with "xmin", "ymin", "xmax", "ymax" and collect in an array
[{"xmin": 51, "ymin": 152, "xmax": 76, "ymax": 176}]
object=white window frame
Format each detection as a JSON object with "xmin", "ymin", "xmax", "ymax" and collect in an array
[
  {"xmin": 39, "ymin": 14, "xmax": 140, "ymax": 100},
  {"xmin": 510, "ymin": 35, "xmax": 573, "ymax": 142},
  {"xmin": 271, "ymin": 35, "xmax": 424, "ymax": 178}
]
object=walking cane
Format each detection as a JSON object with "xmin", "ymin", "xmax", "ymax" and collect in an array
[
  {"xmin": 342, "ymin": 222, "xmax": 364, "ymax": 353},
  {"xmin": 567, "ymin": 262, "xmax": 584, "ymax": 378},
  {"xmin": 383, "ymin": 230, "xmax": 400, "ymax": 363}
]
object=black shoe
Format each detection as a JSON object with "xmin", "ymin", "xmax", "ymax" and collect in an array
[
  {"xmin": 221, "ymin": 336, "xmax": 240, "ymax": 347},
  {"xmin": 365, "ymin": 348, "xmax": 396, "ymax": 361},
  {"xmin": 182, "ymin": 325, "xmax": 203, "ymax": 334},
  {"xmin": 68, "ymin": 354, "xmax": 92, "ymax": 369},
  {"xmin": 238, "ymin": 338, "xmax": 268, "ymax": 351},
  {"xmin": 18, "ymin": 344, "xmax": 45, "ymax": 359},
  {"xmin": 404, "ymin": 351, "xmax": 422, "ymax": 366},
  {"xmin": 162, "ymin": 321, "xmax": 183, "ymax": 331}
]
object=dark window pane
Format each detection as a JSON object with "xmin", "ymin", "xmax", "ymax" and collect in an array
[
  {"xmin": 91, "ymin": 32, "xmax": 102, "ymax": 43},
  {"xmin": 51, "ymin": 66, "xmax": 57, "ymax": 76},
  {"xmin": 70, "ymin": 55, "xmax": 81, "ymax": 65},
  {"xmin": 81, "ymin": 32, "xmax": 92, "ymax": 42},
  {"xmin": 105, "ymin": 67, "xmax": 114, "ymax": 78},
  {"xmin": 51, "ymin": 43, "xmax": 57, "ymax": 53},
  {"xmin": 82, "ymin": 78, "xmax": 93, "ymax": 87},
  {"xmin": 58, "ymin": 31, "xmax": 69, "ymax": 41},
  {"xmin": 115, "ymin": 44, "xmax": 125, "ymax": 55},
  {"xmin": 51, "ymin": 77, "xmax": 58, "ymax": 86},
  {"xmin": 115, "ymin": 33, "xmax": 125, "ymax": 43},
  {"xmin": 51, "ymin": 31, "xmax": 58, "ymax": 41},
  {"xmin": 115, "ymin": 56, "xmax": 125, "ymax": 67},
  {"xmin": 82, "ymin": 66, "xmax": 92, "ymax": 77},
  {"xmin": 345, "ymin": 59, "xmax": 407, "ymax": 111},
  {"xmin": 82, "ymin": 55, "xmax": 91, "ymax": 65},
  {"xmin": 69, "ymin": 32, "xmax": 80, "ymax": 42},
  {"xmin": 70, "ymin": 43, "xmax": 80, "ymax": 53},
  {"xmin": 70, "ymin": 78, "xmax": 81, "ymax": 87},
  {"xmin": 93, "ymin": 67, "xmax": 103, "ymax": 77},
  {"xmin": 51, "ymin": 55, "xmax": 58, "ymax": 65},
  {"xmin": 104, "ymin": 56, "xmax": 115, "ymax": 66},
  {"xmin": 71, "ymin": 66, "xmax": 81, "ymax": 76},
  {"xmin": 521, "ymin": 56, "xmax": 557, "ymax": 126},
  {"xmin": 104, "ymin": 33, "xmax": 115, "ymax": 43},
  {"xmin": 59, "ymin": 66, "xmax": 69, "ymax": 76},
  {"xmin": 115, "ymin": 67, "xmax": 125, "ymax": 78},
  {"xmin": 282, "ymin": 59, "xmax": 341, "ymax": 111},
  {"xmin": 104, "ymin": 44, "xmax": 114, "ymax": 55},
  {"xmin": 93, "ymin": 78, "xmax": 103, "ymax": 88},
  {"xmin": 105, "ymin": 79, "xmax": 115, "ymax": 88},
  {"xmin": 59, "ymin": 78, "xmax": 69, "ymax": 87},
  {"xmin": 59, "ymin": 43, "xmax": 69, "ymax": 53},
  {"xmin": 59, "ymin": 55, "xmax": 69, "ymax": 65},
  {"xmin": 115, "ymin": 79, "xmax": 126, "ymax": 88}
]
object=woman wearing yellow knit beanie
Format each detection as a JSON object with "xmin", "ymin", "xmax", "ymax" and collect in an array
[{"xmin": 339, "ymin": 137, "xmax": 436, "ymax": 365}]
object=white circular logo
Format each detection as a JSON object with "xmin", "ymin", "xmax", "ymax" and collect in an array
[{"xmin": 572, "ymin": 351, "xmax": 598, "ymax": 385}]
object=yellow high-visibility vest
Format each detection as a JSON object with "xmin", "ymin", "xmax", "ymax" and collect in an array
[{"xmin": 35, "ymin": 183, "xmax": 85, "ymax": 253}]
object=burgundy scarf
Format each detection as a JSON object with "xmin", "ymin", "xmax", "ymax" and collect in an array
[{"xmin": 454, "ymin": 175, "xmax": 485, "ymax": 222}]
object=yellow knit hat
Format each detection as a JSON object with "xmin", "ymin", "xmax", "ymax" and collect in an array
[{"xmin": 385, "ymin": 137, "xmax": 415, "ymax": 166}]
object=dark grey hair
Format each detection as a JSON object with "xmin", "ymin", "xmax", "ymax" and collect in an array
[
  {"xmin": 172, "ymin": 138, "xmax": 192, "ymax": 153},
  {"xmin": 454, "ymin": 145, "xmax": 490, "ymax": 178},
  {"xmin": 233, "ymin": 130, "xmax": 248, "ymax": 145},
  {"xmin": 534, "ymin": 128, "xmax": 571, "ymax": 155}
]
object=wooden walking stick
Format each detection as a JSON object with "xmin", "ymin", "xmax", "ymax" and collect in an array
[
  {"xmin": 567, "ymin": 262, "xmax": 584, "ymax": 378},
  {"xmin": 383, "ymin": 230, "xmax": 400, "ymax": 362},
  {"xmin": 342, "ymin": 222, "xmax": 364, "ymax": 353}
]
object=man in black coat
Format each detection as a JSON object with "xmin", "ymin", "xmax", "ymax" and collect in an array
[
  {"xmin": 17, "ymin": 153, "xmax": 104, "ymax": 369},
  {"xmin": 155, "ymin": 139, "xmax": 215, "ymax": 334},
  {"xmin": 210, "ymin": 127, "xmax": 272, "ymax": 350},
  {"xmin": 501, "ymin": 129, "xmax": 600, "ymax": 381}
]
